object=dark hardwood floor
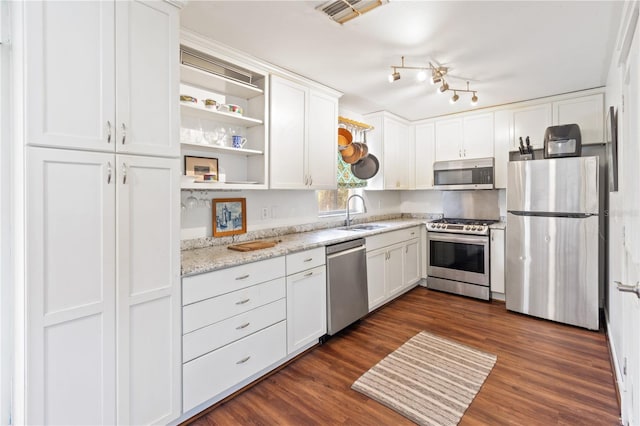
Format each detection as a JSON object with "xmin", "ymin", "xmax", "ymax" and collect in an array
[{"xmin": 189, "ymin": 287, "xmax": 621, "ymax": 425}]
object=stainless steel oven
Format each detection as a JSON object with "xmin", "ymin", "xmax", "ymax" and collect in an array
[{"xmin": 426, "ymin": 223, "xmax": 491, "ymax": 300}]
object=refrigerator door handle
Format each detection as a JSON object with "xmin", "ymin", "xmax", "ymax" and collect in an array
[
  {"xmin": 508, "ymin": 211, "xmax": 595, "ymax": 218},
  {"xmin": 615, "ymin": 281, "xmax": 640, "ymax": 298}
]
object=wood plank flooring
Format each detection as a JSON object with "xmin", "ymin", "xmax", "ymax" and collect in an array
[{"xmin": 188, "ymin": 287, "xmax": 621, "ymax": 425}]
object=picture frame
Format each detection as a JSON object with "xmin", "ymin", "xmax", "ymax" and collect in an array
[
  {"xmin": 212, "ymin": 198, "xmax": 247, "ymax": 237},
  {"xmin": 184, "ymin": 155, "xmax": 218, "ymax": 181},
  {"xmin": 606, "ymin": 106, "xmax": 619, "ymax": 192}
]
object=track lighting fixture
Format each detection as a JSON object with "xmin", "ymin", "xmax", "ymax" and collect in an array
[{"xmin": 388, "ymin": 56, "xmax": 480, "ymax": 106}]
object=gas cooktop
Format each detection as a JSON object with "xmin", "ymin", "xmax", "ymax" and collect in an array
[{"xmin": 426, "ymin": 218, "xmax": 498, "ymax": 235}]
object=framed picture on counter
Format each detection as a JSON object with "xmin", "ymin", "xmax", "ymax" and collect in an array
[{"xmin": 212, "ymin": 198, "xmax": 246, "ymax": 237}]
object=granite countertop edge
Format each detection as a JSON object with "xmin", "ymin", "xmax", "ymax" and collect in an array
[{"xmin": 181, "ymin": 219, "xmax": 427, "ymax": 277}]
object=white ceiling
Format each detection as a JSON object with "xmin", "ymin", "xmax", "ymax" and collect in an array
[{"xmin": 180, "ymin": 1, "xmax": 623, "ymax": 121}]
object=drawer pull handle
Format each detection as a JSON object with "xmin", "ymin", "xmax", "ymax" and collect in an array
[
  {"xmin": 236, "ymin": 356, "xmax": 251, "ymax": 365},
  {"xmin": 236, "ymin": 322, "xmax": 250, "ymax": 330},
  {"xmin": 303, "ymin": 257, "xmax": 313, "ymax": 262},
  {"xmin": 235, "ymin": 298, "xmax": 250, "ymax": 305},
  {"xmin": 410, "ymin": 232, "xmax": 415, "ymax": 236},
  {"xmin": 304, "ymin": 271, "xmax": 313, "ymax": 277},
  {"xmin": 235, "ymin": 274, "xmax": 250, "ymax": 280}
]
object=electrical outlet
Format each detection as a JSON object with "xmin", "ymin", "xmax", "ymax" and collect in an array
[{"xmin": 261, "ymin": 207, "xmax": 269, "ymax": 220}]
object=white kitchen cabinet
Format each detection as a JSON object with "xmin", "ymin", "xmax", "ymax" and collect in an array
[
  {"xmin": 463, "ymin": 113, "xmax": 494, "ymax": 159},
  {"xmin": 115, "ymin": 155, "xmax": 181, "ymax": 425},
  {"xmin": 286, "ymin": 265, "xmax": 327, "ymax": 353},
  {"xmin": 286, "ymin": 247, "xmax": 326, "ymax": 353},
  {"xmin": 435, "ymin": 114, "xmax": 493, "ymax": 161},
  {"xmin": 270, "ymin": 75, "xmax": 338, "ymax": 189},
  {"xmin": 404, "ymin": 238, "xmax": 421, "ymax": 288},
  {"xmin": 366, "ymin": 226, "xmax": 422, "ymax": 311},
  {"xmin": 26, "ymin": 148, "xmax": 117, "ymax": 426},
  {"xmin": 552, "ymin": 93, "xmax": 604, "ymax": 144},
  {"xmin": 181, "ymin": 258, "xmax": 287, "ymax": 412},
  {"xmin": 511, "ymin": 103, "xmax": 552, "ymax": 150},
  {"xmin": 493, "ymin": 110, "xmax": 511, "ymax": 189},
  {"xmin": 435, "ymin": 118, "xmax": 463, "ymax": 161},
  {"xmin": 490, "ymin": 228, "xmax": 506, "ymax": 295},
  {"xmin": 414, "ymin": 122, "xmax": 436, "ymax": 189},
  {"xmin": 26, "ymin": 148, "xmax": 181, "ymax": 425},
  {"xmin": 26, "ymin": 0, "xmax": 179, "ymax": 157},
  {"xmin": 363, "ymin": 112, "xmax": 413, "ymax": 189}
]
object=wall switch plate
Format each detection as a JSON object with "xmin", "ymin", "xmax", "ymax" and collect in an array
[{"xmin": 261, "ymin": 207, "xmax": 269, "ymax": 220}]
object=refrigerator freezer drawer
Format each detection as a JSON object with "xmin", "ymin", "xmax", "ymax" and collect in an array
[
  {"xmin": 505, "ymin": 213, "xmax": 599, "ymax": 330},
  {"xmin": 507, "ymin": 156, "xmax": 599, "ymax": 215}
]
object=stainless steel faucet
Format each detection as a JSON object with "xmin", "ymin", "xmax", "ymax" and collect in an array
[{"xmin": 346, "ymin": 194, "xmax": 367, "ymax": 227}]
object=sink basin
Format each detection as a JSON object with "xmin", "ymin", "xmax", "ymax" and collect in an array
[{"xmin": 338, "ymin": 224, "xmax": 389, "ymax": 232}]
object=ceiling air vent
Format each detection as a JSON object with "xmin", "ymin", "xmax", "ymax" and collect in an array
[{"xmin": 316, "ymin": 0, "xmax": 388, "ymax": 24}]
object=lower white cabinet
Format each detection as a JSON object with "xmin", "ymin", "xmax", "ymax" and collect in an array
[
  {"xmin": 181, "ymin": 258, "xmax": 287, "ymax": 412},
  {"xmin": 366, "ymin": 227, "xmax": 422, "ymax": 311},
  {"xmin": 26, "ymin": 147, "xmax": 181, "ymax": 425},
  {"xmin": 490, "ymin": 228, "xmax": 506, "ymax": 294},
  {"xmin": 183, "ymin": 321, "xmax": 287, "ymax": 412},
  {"xmin": 404, "ymin": 238, "xmax": 421, "ymax": 287},
  {"xmin": 286, "ymin": 248, "xmax": 327, "ymax": 354}
]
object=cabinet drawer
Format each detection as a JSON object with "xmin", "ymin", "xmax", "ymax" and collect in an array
[
  {"xmin": 183, "ymin": 277, "xmax": 285, "ymax": 334},
  {"xmin": 183, "ymin": 298, "xmax": 286, "ymax": 363},
  {"xmin": 286, "ymin": 247, "xmax": 325, "ymax": 275},
  {"xmin": 366, "ymin": 226, "xmax": 421, "ymax": 252},
  {"xmin": 183, "ymin": 321, "xmax": 287, "ymax": 412},
  {"xmin": 182, "ymin": 256, "xmax": 285, "ymax": 305}
]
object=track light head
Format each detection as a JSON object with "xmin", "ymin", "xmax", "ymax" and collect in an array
[
  {"xmin": 471, "ymin": 93, "xmax": 478, "ymax": 106},
  {"xmin": 388, "ymin": 70, "xmax": 401, "ymax": 83},
  {"xmin": 450, "ymin": 92, "xmax": 459, "ymax": 104},
  {"xmin": 438, "ymin": 81, "xmax": 449, "ymax": 94}
]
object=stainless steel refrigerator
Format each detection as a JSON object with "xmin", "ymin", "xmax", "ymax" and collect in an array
[{"xmin": 506, "ymin": 156, "xmax": 600, "ymax": 330}]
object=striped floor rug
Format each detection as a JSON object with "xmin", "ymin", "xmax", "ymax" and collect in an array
[{"xmin": 352, "ymin": 331, "xmax": 497, "ymax": 426}]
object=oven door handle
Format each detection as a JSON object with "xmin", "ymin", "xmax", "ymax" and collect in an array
[{"xmin": 428, "ymin": 233, "xmax": 487, "ymax": 245}]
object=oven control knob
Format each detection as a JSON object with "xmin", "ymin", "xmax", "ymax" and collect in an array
[
  {"xmin": 464, "ymin": 225, "xmax": 470, "ymax": 231},
  {"xmin": 472, "ymin": 226, "xmax": 479, "ymax": 231}
]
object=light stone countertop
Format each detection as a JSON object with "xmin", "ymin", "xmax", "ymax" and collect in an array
[{"xmin": 181, "ymin": 219, "xmax": 426, "ymax": 277}]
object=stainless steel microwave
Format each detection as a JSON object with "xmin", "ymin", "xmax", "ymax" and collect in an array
[{"xmin": 433, "ymin": 157, "xmax": 494, "ymax": 190}]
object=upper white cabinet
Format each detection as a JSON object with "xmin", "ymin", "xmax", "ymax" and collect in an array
[
  {"xmin": 364, "ymin": 112, "xmax": 413, "ymax": 189},
  {"xmin": 435, "ymin": 113, "xmax": 493, "ymax": 161},
  {"xmin": 510, "ymin": 103, "xmax": 552, "ymax": 150},
  {"xmin": 179, "ymin": 42, "xmax": 269, "ymax": 190},
  {"xmin": 270, "ymin": 75, "xmax": 339, "ymax": 189},
  {"xmin": 25, "ymin": 0, "xmax": 179, "ymax": 157},
  {"xmin": 552, "ymin": 93, "xmax": 604, "ymax": 144},
  {"xmin": 435, "ymin": 118, "xmax": 462, "ymax": 161},
  {"xmin": 414, "ymin": 122, "xmax": 436, "ymax": 189},
  {"xmin": 493, "ymin": 110, "xmax": 511, "ymax": 189}
]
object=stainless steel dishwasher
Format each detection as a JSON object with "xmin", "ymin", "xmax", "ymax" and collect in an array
[{"xmin": 326, "ymin": 238, "xmax": 368, "ymax": 335}]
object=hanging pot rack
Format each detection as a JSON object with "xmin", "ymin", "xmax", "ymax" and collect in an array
[{"xmin": 338, "ymin": 116, "xmax": 374, "ymax": 131}]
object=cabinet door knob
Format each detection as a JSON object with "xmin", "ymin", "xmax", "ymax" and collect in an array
[
  {"xmin": 304, "ymin": 271, "xmax": 313, "ymax": 277},
  {"xmin": 303, "ymin": 258, "xmax": 313, "ymax": 262},
  {"xmin": 107, "ymin": 161, "xmax": 112, "ymax": 184},
  {"xmin": 106, "ymin": 121, "xmax": 112, "ymax": 143},
  {"xmin": 235, "ymin": 274, "xmax": 250, "ymax": 280},
  {"xmin": 309, "ymin": 176, "xmax": 312, "ymax": 186},
  {"xmin": 121, "ymin": 123, "xmax": 127, "ymax": 145},
  {"xmin": 615, "ymin": 281, "xmax": 640, "ymax": 298},
  {"xmin": 235, "ymin": 298, "xmax": 250, "ymax": 305}
]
